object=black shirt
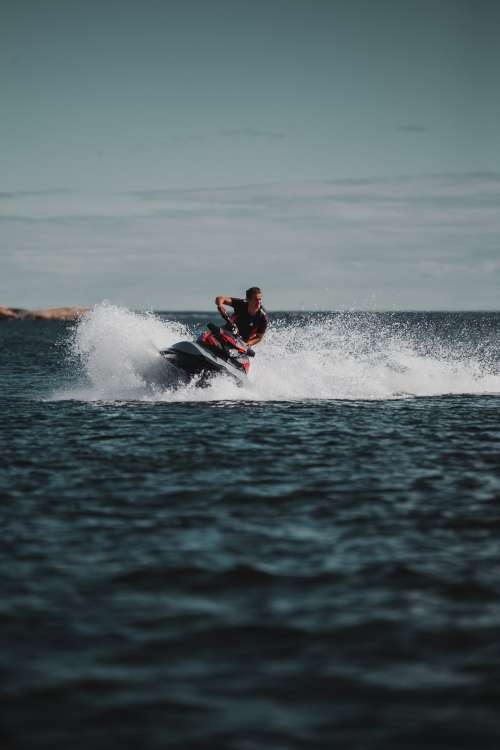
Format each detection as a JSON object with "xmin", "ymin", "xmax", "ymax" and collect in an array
[{"xmin": 229, "ymin": 298, "xmax": 268, "ymax": 342}]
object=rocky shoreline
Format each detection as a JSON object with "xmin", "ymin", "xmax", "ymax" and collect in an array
[{"xmin": 0, "ymin": 305, "xmax": 89, "ymax": 321}]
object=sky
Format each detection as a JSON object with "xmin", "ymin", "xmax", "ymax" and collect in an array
[{"xmin": 1, "ymin": 0, "xmax": 499, "ymax": 310}]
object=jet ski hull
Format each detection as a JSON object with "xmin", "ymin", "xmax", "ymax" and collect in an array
[{"xmin": 160, "ymin": 340, "xmax": 248, "ymax": 385}]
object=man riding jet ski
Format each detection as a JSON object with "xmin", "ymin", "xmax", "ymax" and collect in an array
[
  {"xmin": 160, "ymin": 287, "xmax": 268, "ymax": 385},
  {"xmin": 215, "ymin": 287, "xmax": 268, "ymax": 349}
]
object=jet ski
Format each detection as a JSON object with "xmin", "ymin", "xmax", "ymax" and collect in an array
[{"xmin": 159, "ymin": 321, "xmax": 255, "ymax": 385}]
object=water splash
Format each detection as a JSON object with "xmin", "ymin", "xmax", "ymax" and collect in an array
[
  {"xmin": 59, "ymin": 303, "xmax": 187, "ymax": 401},
  {"xmin": 56, "ymin": 303, "xmax": 500, "ymax": 402}
]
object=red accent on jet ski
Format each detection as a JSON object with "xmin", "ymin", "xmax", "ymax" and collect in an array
[
  {"xmin": 160, "ymin": 321, "xmax": 253, "ymax": 386},
  {"xmin": 199, "ymin": 331, "xmax": 222, "ymax": 350},
  {"xmin": 218, "ymin": 329, "xmax": 247, "ymax": 353}
]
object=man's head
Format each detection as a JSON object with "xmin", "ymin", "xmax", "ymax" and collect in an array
[{"xmin": 246, "ymin": 286, "xmax": 263, "ymax": 307}]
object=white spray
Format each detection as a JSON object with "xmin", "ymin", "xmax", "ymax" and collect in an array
[{"xmin": 56, "ymin": 303, "xmax": 500, "ymax": 402}]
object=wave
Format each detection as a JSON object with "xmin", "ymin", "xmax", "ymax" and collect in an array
[{"xmin": 53, "ymin": 303, "xmax": 500, "ymax": 402}]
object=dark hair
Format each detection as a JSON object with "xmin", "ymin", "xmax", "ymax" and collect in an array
[{"xmin": 246, "ymin": 286, "xmax": 262, "ymax": 300}]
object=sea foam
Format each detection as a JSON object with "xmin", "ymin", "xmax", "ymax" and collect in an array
[{"xmin": 56, "ymin": 303, "xmax": 500, "ymax": 402}]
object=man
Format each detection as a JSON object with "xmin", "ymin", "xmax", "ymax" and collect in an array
[{"xmin": 215, "ymin": 287, "xmax": 268, "ymax": 347}]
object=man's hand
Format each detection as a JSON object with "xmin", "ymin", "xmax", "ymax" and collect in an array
[
  {"xmin": 246, "ymin": 334, "xmax": 263, "ymax": 347},
  {"xmin": 215, "ymin": 295, "xmax": 233, "ymax": 323}
]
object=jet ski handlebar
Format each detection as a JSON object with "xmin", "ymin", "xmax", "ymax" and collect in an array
[
  {"xmin": 217, "ymin": 307, "xmax": 239, "ymax": 335},
  {"xmin": 207, "ymin": 322, "xmax": 254, "ymax": 356},
  {"xmin": 216, "ymin": 308, "xmax": 256, "ymax": 355}
]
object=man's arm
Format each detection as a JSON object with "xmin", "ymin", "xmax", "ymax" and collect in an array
[
  {"xmin": 246, "ymin": 333, "xmax": 263, "ymax": 347},
  {"xmin": 247, "ymin": 313, "xmax": 268, "ymax": 347},
  {"xmin": 215, "ymin": 295, "xmax": 234, "ymax": 321}
]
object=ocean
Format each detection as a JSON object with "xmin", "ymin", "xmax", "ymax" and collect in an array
[{"xmin": 1, "ymin": 305, "xmax": 500, "ymax": 749}]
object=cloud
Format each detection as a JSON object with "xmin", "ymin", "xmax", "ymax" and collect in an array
[
  {"xmin": 397, "ymin": 125, "xmax": 428, "ymax": 133},
  {"xmin": 172, "ymin": 134, "xmax": 205, "ymax": 145},
  {"xmin": 121, "ymin": 181, "xmax": 277, "ymax": 202},
  {"xmin": 218, "ymin": 128, "xmax": 287, "ymax": 140},
  {"xmin": 2, "ymin": 173, "xmax": 499, "ymax": 309},
  {"xmin": 119, "ymin": 173, "xmax": 500, "ymax": 231},
  {"xmin": 0, "ymin": 188, "xmax": 73, "ymax": 199},
  {"xmin": 5, "ymin": 173, "xmax": 500, "ymax": 227}
]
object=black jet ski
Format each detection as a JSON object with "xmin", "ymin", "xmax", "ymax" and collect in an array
[{"xmin": 160, "ymin": 321, "xmax": 255, "ymax": 385}]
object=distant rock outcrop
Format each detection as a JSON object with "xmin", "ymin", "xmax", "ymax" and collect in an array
[
  {"xmin": 0, "ymin": 305, "xmax": 89, "ymax": 321},
  {"xmin": 0, "ymin": 306, "xmax": 22, "ymax": 319}
]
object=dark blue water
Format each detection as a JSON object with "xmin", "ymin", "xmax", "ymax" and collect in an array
[{"xmin": 1, "ymin": 309, "xmax": 500, "ymax": 749}]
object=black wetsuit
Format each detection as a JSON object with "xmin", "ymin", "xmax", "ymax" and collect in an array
[{"xmin": 228, "ymin": 299, "xmax": 268, "ymax": 342}]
